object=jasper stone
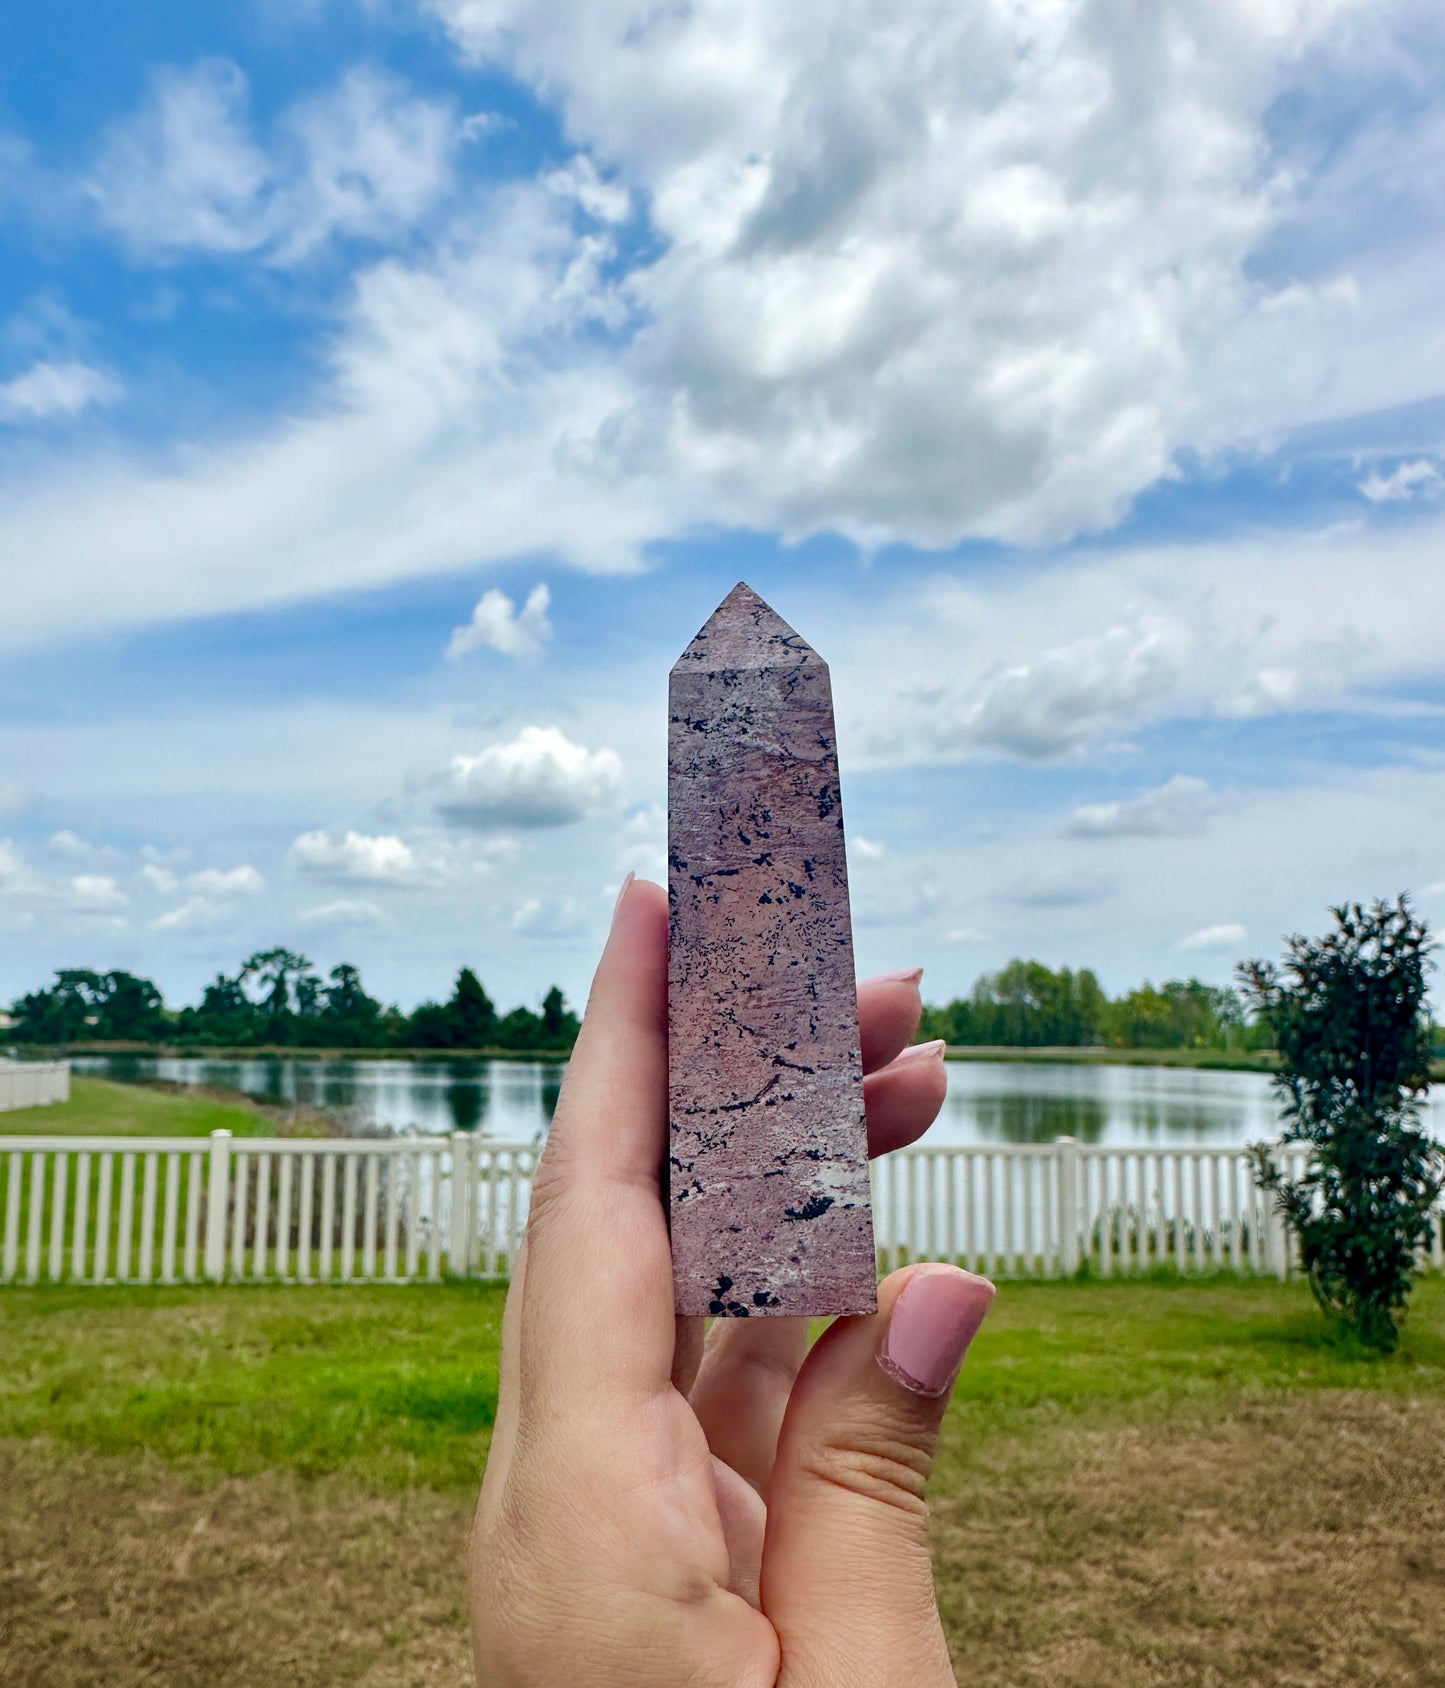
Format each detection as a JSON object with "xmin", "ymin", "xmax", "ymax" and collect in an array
[{"xmin": 668, "ymin": 582, "xmax": 876, "ymax": 1317}]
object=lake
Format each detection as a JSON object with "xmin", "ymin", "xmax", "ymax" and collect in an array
[
  {"xmin": 68, "ymin": 1050, "xmax": 1435, "ymax": 1147},
  {"xmin": 73, "ymin": 1051, "xmax": 1445, "ymax": 1147}
]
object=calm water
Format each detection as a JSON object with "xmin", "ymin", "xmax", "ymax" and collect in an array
[{"xmin": 73, "ymin": 1052, "xmax": 1445, "ymax": 1147}]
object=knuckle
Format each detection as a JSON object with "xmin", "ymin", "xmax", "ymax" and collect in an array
[{"xmin": 798, "ymin": 1432, "xmax": 934, "ymax": 1519}]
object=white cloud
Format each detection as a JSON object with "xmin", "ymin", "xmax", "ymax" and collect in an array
[
  {"xmin": 0, "ymin": 784, "xmax": 29, "ymax": 818},
  {"xmin": 511, "ymin": 895, "xmax": 589, "ymax": 940},
  {"xmin": 616, "ymin": 803, "xmax": 665, "ymax": 878},
  {"xmin": 427, "ymin": 0, "xmax": 1387, "ymax": 550},
  {"xmin": 297, "ymin": 897, "xmax": 391, "ymax": 931},
  {"xmin": 898, "ymin": 613, "xmax": 1191, "ymax": 762},
  {"xmin": 1178, "ymin": 921, "xmax": 1248, "ymax": 952},
  {"xmin": 138, "ymin": 863, "xmax": 179, "ymax": 895},
  {"xmin": 1358, "ymin": 458, "xmax": 1443, "ymax": 503},
  {"xmin": 0, "ymin": 360, "xmax": 120, "ymax": 424},
  {"xmin": 87, "ymin": 61, "xmax": 457, "ymax": 265},
  {"xmin": 436, "ymin": 725, "xmax": 624, "ymax": 829},
  {"xmin": 68, "ymin": 874, "xmax": 128, "ymax": 911},
  {"xmin": 852, "ymin": 836, "xmax": 886, "ymax": 861},
  {"xmin": 840, "ymin": 521, "xmax": 1445, "ymax": 771},
  {"xmin": 0, "ymin": 177, "xmax": 673, "ymax": 658},
  {"xmin": 0, "ymin": 839, "xmax": 24, "ymax": 886},
  {"xmin": 1066, "ymin": 776, "xmax": 1217, "ymax": 840},
  {"xmin": 290, "ymin": 828, "xmax": 429, "ymax": 884},
  {"xmin": 446, "ymin": 583, "xmax": 553, "ymax": 660},
  {"xmin": 47, "ymin": 830, "xmax": 92, "ymax": 859},
  {"xmin": 10, "ymin": 4, "xmax": 1445, "ymax": 660},
  {"xmin": 187, "ymin": 863, "xmax": 265, "ymax": 895},
  {"xmin": 153, "ymin": 895, "xmax": 222, "ymax": 932}
]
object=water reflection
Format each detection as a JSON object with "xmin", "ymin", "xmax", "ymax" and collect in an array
[
  {"xmin": 74, "ymin": 1052, "xmax": 1445, "ymax": 1147},
  {"xmin": 73, "ymin": 1054, "xmax": 561, "ymax": 1139}
]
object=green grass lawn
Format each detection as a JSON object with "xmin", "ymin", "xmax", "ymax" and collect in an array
[
  {"xmin": 0, "ymin": 1075, "xmax": 275, "ymax": 1139},
  {"xmin": 2, "ymin": 1274, "xmax": 1443, "ymax": 1686},
  {"xmin": 1, "ymin": 1274, "xmax": 1440, "ymax": 1491}
]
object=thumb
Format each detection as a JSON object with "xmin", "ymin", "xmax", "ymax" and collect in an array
[{"xmin": 760, "ymin": 1265, "xmax": 994, "ymax": 1687}]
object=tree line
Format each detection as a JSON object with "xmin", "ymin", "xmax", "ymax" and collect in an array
[
  {"xmin": 916, "ymin": 959, "xmax": 1267, "ymax": 1050},
  {"xmin": 4, "ymin": 949, "xmax": 579, "ymax": 1053}
]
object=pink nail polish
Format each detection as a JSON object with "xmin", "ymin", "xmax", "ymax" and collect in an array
[
  {"xmin": 878, "ymin": 1269, "xmax": 995, "ymax": 1397},
  {"xmin": 892, "ymin": 1038, "xmax": 946, "ymax": 1064},
  {"xmin": 871, "ymin": 967, "xmax": 924, "ymax": 985},
  {"xmin": 611, "ymin": 871, "xmax": 636, "ymax": 921}
]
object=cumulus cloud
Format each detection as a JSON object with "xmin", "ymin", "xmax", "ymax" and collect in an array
[
  {"xmin": 1178, "ymin": 921, "xmax": 1248, "ymax": 952},
  {"xmin": 511, "ymin": 895, "xmax": 589, "ymax": 940},
  {"xmin": 1358, "ymin": 458, "xmax": 1443, "ymax": 503},
  {"xmin": 138, "ymin": 862, "xmax": 179, "ymax": 895},
  {"xmin": 0, "ymin": 359, "xmax": 120, "ymax": 423},
  {"xmin": 436, "ymin": 725, "xmax": 624, "ymax": 829},
  {"xmin": 87, "ymin": 61, "xmax": 457, "ymax": 264},
  {"xmin": 446, "ymin": 583, "xmax": 552, "ymax": 660},
  {"xmin": 616, "ymin": 804, "xmax": 665, "ymax": 878},
  {"xmin": 0, "ymin": 839, "xmax": 25, "ymax": 885},
  {"xmin": 9, "ymin": 2, "xmax": 1441, "ymax": 659},
  {"xmin": 1066, "ymin": 776, "xmax": 1217, "ymax": 840},
  {"xmin": 188, "ymin": 864, "xmax": 265, "ymax": 895},
  {"xmin": 290, "ymin": 828, "xmax": 429, "ymax": 884},
  {"xmin": 153, "ymin": 895, "xmax": 222, "ymax": 932},
  {"xmin": 427, "ymin": 0, "xmax": 1380, "ymax": 549},
  {"xmin": 47, "ymin": 830, "xmax": 93, "ymax": 860},
  {"xmin": 852, "ymin": 836, "xmax": 886, "ymax": 861},
  {"xmin": 902, "ymin": 615, "xmax": 1190, "ymax": 762},
  {"xmin": 68, "ymin": 874, "xmax": 128, "ymax": 911},
  {"xmin": 297, "ymin": 897, "xmax": 391, "ymax": 931},
  {"xmin": 0, "ymin": 783, "xmax": 29, "ymax": 818}
]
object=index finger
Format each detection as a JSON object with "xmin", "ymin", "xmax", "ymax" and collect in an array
[{"xmin": 518, "ymin": 875, "xmax": 677, "ymax": 1414}]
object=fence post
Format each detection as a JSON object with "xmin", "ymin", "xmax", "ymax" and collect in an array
[
  {"xmin": 204, "ymin": 1129, "xmax": 231, "ymax": 1283},
  {"xmin": 1057, "ymin": 1137, "xmax": 1080, "ymax": 1276},
  {"xmin": 449, "ymin": 1132, "xmax": 475, "ymax": 1277}
]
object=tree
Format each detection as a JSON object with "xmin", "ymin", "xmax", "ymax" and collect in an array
[
  {"xmin": 240, "ymin": 948, "xmax": 318, "ymax": 1044},
  {"xmin": 10, "ymin": 969, "xmax": 165, "ymax": 1043},
  {"xmin": 317, "ymin": 964, "xmax": 384, "ymax": 1048},
  {"xmin": 540, "ymin": 985, "xmax": 579, "ymax": 1048},
  {"xmin": 452, "ymin": 968, "xmax": 497, "ymax": 1047},
  {"xmin": 1239, "ymin": 897, "xmax": 1443, "ymax": 1350}
]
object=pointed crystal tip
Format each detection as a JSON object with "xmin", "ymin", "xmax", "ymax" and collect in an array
[{"xmin": 672, "ymin": 582, "xmax": 820, "ymax": 672}]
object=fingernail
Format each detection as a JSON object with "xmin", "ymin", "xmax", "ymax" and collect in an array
[
  {"xmin": 611, "ymin": 871, "xmax": 636, "ymax": 922},
  {"xmin": 878, "ymin": 1269, "xmax": 995, "ymax": 1398},
  {"xmin": 892, "ymin": 1038, "xmax": 946, "ymax": 1064},
  {"xmin": 873, "ymin": 967, "xmax": 924, "ymax": 985}
]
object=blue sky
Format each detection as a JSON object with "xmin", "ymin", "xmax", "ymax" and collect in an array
[{"xmin": 2, "ymin": 0, "xmax": 1444, "ymax": 1015}]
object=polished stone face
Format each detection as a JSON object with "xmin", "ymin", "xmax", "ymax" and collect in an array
[{"xmin": 667, "ymin": 582, "xmax": 876, "ymax": 1317}]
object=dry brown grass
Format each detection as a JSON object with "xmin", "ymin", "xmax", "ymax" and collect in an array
[
  {"xmin": 5, "ymin": 1391, "xmax": 1444, "ymax": 1686},
  {"xmin": 935, "ymin": 1391, "xmax": 1445, "ymax": 1687},
  {"xmin": 0, "ymin": 1440, "xmax": 472, "ymax": 1687}
]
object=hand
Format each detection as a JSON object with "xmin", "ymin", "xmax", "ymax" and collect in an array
[{"xmin": 470, "ymin": 877, "xmax": 994, "ymax": 1687}]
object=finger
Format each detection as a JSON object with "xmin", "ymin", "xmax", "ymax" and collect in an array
[
  {"xmin": 761, "ymin": 1265, "xmax": 995, "ymax": 1685},
  {"xmin": 688, "ymin": 1039, "xmax": 947, "ymax": 1489},
  {"xmin": 518, "ymin": 876, "xmax": 676, "ymax": 1415},
  {"xmin": 478, "ymin": 1235, "xmax": 528, "ymax": 1510},
  {"xmin": 857, "ymin": 970, "xmax": 925, "ymax": 1074},
  {"xmin": 863, "ymin": 1039, "xmax": 948, "ymax": 1157},
  {"xmin": 688, "ymin": 1316, "xmax": 809, "ymax": 1497}
]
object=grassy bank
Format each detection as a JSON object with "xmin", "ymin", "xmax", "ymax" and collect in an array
[
  {"xmin": 1, "ymin": 1275, "xmax": 1442, "ymax": 1684},
  {"xmin": 0, "ymin": 1075, "xmax": 275, "ymax": 1139},
  {"xmin": 944, "ymin": 1044, "xmax": 1279, "ymax": 1073}
]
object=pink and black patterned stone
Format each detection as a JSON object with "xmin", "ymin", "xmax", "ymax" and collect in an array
[{"xmin": 668, "ymin": 582, "xmax": 876, "ymax": 1317}]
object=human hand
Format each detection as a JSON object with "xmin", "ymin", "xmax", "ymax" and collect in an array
[{"xmin": 470, "ymin": 877, "xmax": 994, "ymax": 1687}]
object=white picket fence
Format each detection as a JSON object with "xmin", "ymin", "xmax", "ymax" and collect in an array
[
  {"xmin": 0, "ymin": 1060, "xmax": 69, "ymax": 1113},
  {"xmin": 0, "ymin": 1130, "xmax": 1441, "ymax": 1287}
]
